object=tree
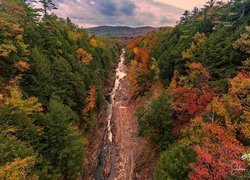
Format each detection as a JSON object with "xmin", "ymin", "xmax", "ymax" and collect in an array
[
  {"xmin": 183, "ymin": 117, "xmax": 246, "ymax": 179},
  {"xmin": 167, "ymin": 63, "xmax": 217, "ymax": 136},
  {"xmin": 0, "ymin": 156, "xmax": 36, "ymax": 179},
  {"xmin": 234, "ymin": 26, "xmax": 250, "ymax": 54},
  {"xmin": 194, "ymin": 27, "xmax": 245, "ymax": 87},
  {"xmin": 82, "ymin": 85, "xmax": 96, "ymax": 114},
  {"xmin": 3, "ymin": 85, "xmax": 43, "ymax": 116},
  {"xmin": 182, "ymin": 32, "xmax": 207, "ymax": 61},
  {"xmin": 126, "ymin": 31, "xmax": 160, "ymax": 94},
  {"xmin": 22, "ymin": 47, "xmax": 55, "ymax": 105},
  {"xmin": 128, "ymin": 60, "xmax": 140, "ymax": 92},
  {"xmin": 154, "ymin": 142, "xmax": 196, "ymax": 180},
  {"xmin": 192, "ymin": 7, "xmax": 199, "ymax": 16},
  {"xmin": 137, "ymin": 93, "xmax": 173, "ymax": 151},
  {"xmin": 38, "ymin": 0, "xmax": 57, "ymax": 17},
  {"xmin": 203, "ymin": 72, "xmax": 250, "ymax": 139},
  {"xmin": 36, "ymin": 99, "xmax": 85, "ymax": 178},
  {"xmin": 0, "ymin": 0, "xmax": 29, "ymax": 78},
  {"xmin": 76, "ymin": 48, "xmax": 93, "ymax": 64},
  {"xmin": 180, "ymin": 10, "xmax": 191, "ymax": 23},
  {"xmin": 0, "ymin": 113, "xmax": 37, "ymax": 179}
]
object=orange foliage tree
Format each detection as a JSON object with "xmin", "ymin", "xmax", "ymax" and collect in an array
[
  {"xmin": 90, "ymin": 38, "xmax": 97, "ymax": 47},
  {"xmin": 82, "ymin": 85, "xmax": 96, "ymax": 115},
  {"xmin": 126, "ymin": 31, "xmax": 160, "ymax": 94},
  {"xmin": 76, "ymin": 48, "xmax": 93, "ymax": 64}
]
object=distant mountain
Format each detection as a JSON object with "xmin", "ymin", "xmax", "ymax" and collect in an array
[{"xmin": 86, "ymin": 26, "xmax": 157, "ymax": 40}]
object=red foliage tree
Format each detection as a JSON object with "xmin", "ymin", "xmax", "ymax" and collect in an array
[
  {"xmin": 168, "ymin": 63, "xmax": 218, "ymax": 136},
  {"xmin": 185, "ymin": 117, "xmax": 246, "ymax": 180}
]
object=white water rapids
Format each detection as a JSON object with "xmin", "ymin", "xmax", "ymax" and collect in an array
[
  {"xmin": 94, "ymin": 49, "xmax": 126, "ymax": 180},
  {"xmin": 107, "ymin": 50, "xmax": 126, "ymax": 142}
]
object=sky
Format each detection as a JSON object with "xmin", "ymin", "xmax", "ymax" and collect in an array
[{"xmin": 52, "ymin": 0, "xmax": 208, "ymax": 28}]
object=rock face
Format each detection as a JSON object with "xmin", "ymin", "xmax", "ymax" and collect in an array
[
  {"xmin": 83, "ymin": 51, "xmax": 154, "ymax": 180},
  {"xmin": 82, "ymin": 101, "xmax": 110, "ymax": 180}
]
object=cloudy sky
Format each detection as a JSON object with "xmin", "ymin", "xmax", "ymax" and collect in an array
[{"xmin": 52, "ymin": 0, "xmax": 208, "ymax": 28}]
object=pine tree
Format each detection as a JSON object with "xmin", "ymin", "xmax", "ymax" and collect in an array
[
  {"xmin": 180, "ymin": 10, "xmax": 191, "ymax": 23},
  {"xmin": 38, "ymin": 0, "xmax": 57, "ymax": 17}
]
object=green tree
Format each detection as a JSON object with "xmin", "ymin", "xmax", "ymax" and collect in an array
[
  {"xmin": 154, "ymin": 142, "xmax": 196, "ymax": 180},
  {"xmin": 38, "ymin": 0, "xmax": 57, "ymax": 17},
  {"xmin": 36, "ymin": 98, "xmax": 85, "ymax": 178},
  {"xmin": 22, "ymin": 47, "xmax": 55, "ymax": 105},
  {"xmin": 137, "ymin": 93, "xmax": 173, "ymax": 151}
]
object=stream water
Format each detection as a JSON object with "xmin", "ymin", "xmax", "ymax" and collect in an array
[{"xmin": 94, "ymin": 50, "xmax": 126, "ymax": 180}]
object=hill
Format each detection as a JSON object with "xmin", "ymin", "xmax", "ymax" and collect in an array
[{"xmin": 86, "ymin": 26, "xmax": 157, "ymax": 40}]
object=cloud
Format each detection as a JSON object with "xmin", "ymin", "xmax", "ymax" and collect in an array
[
  {"xmin": 98, "ymin": 0, "xmax": 117, "ymax": 16},
  {"xmin": 52, "ymin": 0, "xmax": 185, "ymax": 28},
  {"xmin": 120, "ymin": 1, "xmax": 136, "ymax": 16},
  {"xmin": 154, "ymin": 0, "xmax": 208, "ymax": 10}
]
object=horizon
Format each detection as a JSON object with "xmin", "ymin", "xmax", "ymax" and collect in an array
[
  {"xmin": 85, "ymin": 25, "xmax": 169, "ymax": 29},
  {"xmin": 52, "ymin": 0, "xmax": 210, "ymax": 28}
]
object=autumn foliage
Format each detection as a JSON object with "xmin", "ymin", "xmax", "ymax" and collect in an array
[
  {"xmin": 77, "ymin": 48, "xmax": 93, "ymax": 64},
  {"xmin": 186, "ymin": 118, "xmax": 245, "ymax": 180},
  {"xmin": 126, "ymin": 30, "xmax": 163, "ymax": 94},
  {"xmin": 0, "ymin": 156, "xmax": 36, "ymax": 179},
  {"xmin": 82, "ymin": 85, "xmax": 96, "ymax": 114},
  {"xmin": 131, "ymin": 12, "xmax": 250, "ymax": 178},
  {"xmin": 0, "ymin": 0, "xmax": 121, "ymax": 178}
]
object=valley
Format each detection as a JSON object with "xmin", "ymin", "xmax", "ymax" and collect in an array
[{"xmin": 0, "ymin": 0, "xmax": 249, "ymax": 180}]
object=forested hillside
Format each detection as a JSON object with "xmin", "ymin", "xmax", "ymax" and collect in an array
[
  {"xmin": 126, "ymin": 0, "xmax": 250, "ymax": 179},
  {"xmin": 1, "ymin": 0, "xmax": 250, "ymax": 179},
  {"xmin": 0, "ymin": 0, "xmax": 120, "ymax": 179},
  {"xmin": 86, "ymin": 26, "xmax": 157, "ymax": 41}
]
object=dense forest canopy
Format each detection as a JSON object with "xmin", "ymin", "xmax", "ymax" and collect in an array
[
  {"xmin": 0, "ymin": 0, "xmax": 250, "ymax": 179},
  {"xmin": 0, "ymin": 0, "xmax": 121, "ymax": 178},
  {"xmin": 126, "ymin": 0, "xmax": 250, "ymax": 179}
]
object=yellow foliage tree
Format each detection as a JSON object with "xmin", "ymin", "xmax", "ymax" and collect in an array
[
  {"xmin": 234, "ymin": 26, "xmax": 250, "ymax": 54},
  {"xmin": 133, "ymin": 47, "xmax": 138, "ymax": 55},
  {"xmin": 204, "ymin": 72, "xmax": 250, "ymax": 137},
  {"xmin": 182, "ymin": 43, "xmax": 197, "ymax": 59},
  {"xmin": 229, "ymin": 72, "xmax": 250, "ymax": 138},
  {"xmin": 67, "ymin": 30, "xmax": 82, "ymax": 42},
  {"xmin": 1, "ymin": 86, "xmax": 43, "ymax": 116},
  {"xmin": 128, "ymin": 60, "xmax": 139, "ymax": 92},
  {"xmin": 0, "ymin": 156, "xmax": 36, "ymax": 180},
  {"xmin": 182, "ymin": 32, "xmax": 207, "ymax": 60}
]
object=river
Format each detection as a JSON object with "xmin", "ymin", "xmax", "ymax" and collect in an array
[{"xmin": 94, "ymin": 50, "xmax": 126, "ymax": 179}]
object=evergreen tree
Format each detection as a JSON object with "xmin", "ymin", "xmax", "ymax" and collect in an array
[
  {"xmin": 154, "ymin": 142, "xmax": 196, "ymax": 180},
  {"xmin": 180, "ymin": 10, "xmax": 191, "ymax": 23},
  {"xmin": 137, "ymin": 93, "xmax": 173, "ymax": 151},
  {"xmin": 38, "ymin": 0, "xmax": 57, "ymax": 17},
  {"xmin": 36, "ymin": 98, "xmax": 85, "ymax": 178}
]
